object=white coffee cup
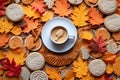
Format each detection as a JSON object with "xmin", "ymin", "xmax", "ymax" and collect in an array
[{"xmin": 50, "ymin": 26, "xmax": 74, "ymax": 44}]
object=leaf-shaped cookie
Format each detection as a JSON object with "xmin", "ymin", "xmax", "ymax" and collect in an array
[
  {"xmin": 52, "ymin": 0, "xmax": 72, "ymax": 17},
  {"xmin": 23, "ymin": 17, "xmax": 39, "ymax": 33},
  {"xmin": 0, "ymin": 33, "xmax": 10, "ymax": 47},
  {"xmin": 45, "ymin": 67, "xmax": 62, "ymax": 80},
  {"xmin": 0, "ymin": 17, "xmax": 13, "ymax": 33},
  {"xmin": 22, "ymin": 5, "xmax": 40, "ymax": 19},
  {"xmin": 44, "ymin": 0, "xmax": 55, "ymax": 9},
  {"xmin": 10, "ymin": 26, "xmax": 22, "ymax": 35},
  {"xmin": 72, "ymin": 57, "xmax": 88, "ymax": 78},
  {"xmin": 5, "ymin": 49, "xmax": 26, "ymax": 65},
  {"xmin": 88, "ymin": 7, "xmax": 104, "ymax": 25},
  {"xmin": 31, "ymin": 0, "xmax": 46, "ymax": 14},
  {"xmin": 41, "ymin": 11, "xmax": 54, "ymax": 22},
  {"xmin": 71, "ymin": 3, "xmax": 89, "ymax": 27}
]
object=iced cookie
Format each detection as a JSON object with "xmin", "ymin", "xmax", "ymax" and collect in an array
[
  {"xmin": 26, "ymin": 52, "xmax": 45, "ymax": 71},
  {"xmin": 8, "ymin": 36, "xmax": 23, "ymax": 49},
  {"xmin": 98, "ymin": 0, "xmax": 117, "ymax": 15},
  {"xmin": 6, "ymin": 4, "xmax": 24, "ymax": 22},
  {"xmin": 30, "ymin": 70, "xmax": 48, "ymax": 80},
  {"xmin": 20, "ymin": 67, "xmax": 30, "ymax": 80},
  {"xmin": 88, "ymin": 59, "xmax": 106, "ymax": 76},
  {"xmin": 68, "ymin": 0, "xmax": 83, "ymax": 5},
  {"xmin": 25, "ymin": 35, "xmax": 42, "ymax": 51},
  {"xmin": 22, "ymin": 0, "xmax": 34, "ymax": 4},
  {"xmin": 104, "ymin": 14, "xmax": 120, "ymax": 32}
]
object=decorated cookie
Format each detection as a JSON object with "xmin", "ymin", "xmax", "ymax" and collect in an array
[
  {"xmin": 25, "ymin": 35, "xmax": 42, "ymax": 51},
  {"xmin": 88, "ymin": 59, "xmax": 106, "ymax": 76},
  {"xmin": 6, "ymin": 4, "xmax": 24, "ymax": 22},
  {"xmin": 20, "ymin": 67, "xmax": 31, "ymax": 80},
  {"xmin": 68, "ymin": 0, "xmax": 83, "ymax": 5},
  {"xmin": 22, "ymin": 0, "xmax": 34, "ymax": 4},
  {"xmin": 104, "ymin": 14, "xmax": 120, "ymax": 32},
  {"xmin": 98, "ymin": 0, "xmax": 117, "ymax": 15},
  {"xmin": 30, "ymin": 70, "xmax": 48, "ymax": 80},
  {"xmin": 8, "ymin": 36, "xmax": 23, "ymax": 49},
  {"xmin": 26, "ymin": 52, "xmax": 45, "ymax": 71}
]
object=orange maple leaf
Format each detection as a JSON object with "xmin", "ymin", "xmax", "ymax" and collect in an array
[
  {"xmin": 0, "ymin": 33, "xmax": 10, "ymax": 47},
  {"xmin": 23, "ymin": 17, "xmax": 39, "ymax": 33},
  {"xmin": 88, "ymin": 7, "xmax": 104, "ymax": 25},
  {"xmin": 31, "ymin": 0, "xmax": 46, "ymax": 14},
  {"xmin": 52, "ymin": 0, "xmax": 72, "ymax": 17}
]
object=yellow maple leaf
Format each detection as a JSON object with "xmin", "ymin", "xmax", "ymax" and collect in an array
[
  {"xmin": 22, "ymin": 5, "xmax": 40, "ymax": 19},
  {"xmin": 72, "ymin": 57, "xmax": 88, "ymax": 78},
  {"xmin": 0, "ymin": 17, "xmax": 13, "ymax": 33},
  {"xmin": 0, "ymin": 51, "xmax": 5, "ymax": 60},
  {"xmin": 41, "ymin": 11, "xmax": 54, "ymax": 22},
  {"xmin": 45, "ymin": 67, "xmax": 62, "ymax": 80},
  {"xmin": 5, "ymin": 49, "xmax": 26, "ymax": 65},
  {"xmin": 71, "ymin": 3, "xmax": 89, "ymax": 27},
  {"xmin": 81, "ymin": 72, "xmax": 95, "ymax": 80},
  {"xmin": 10, "ymin": 26, "xmax": 22, "ymax": 35}
]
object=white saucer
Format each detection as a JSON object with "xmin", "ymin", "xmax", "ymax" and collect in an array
[{"xmin": 41, "ymin": 17, "xmax": 77, "ymax": 53}]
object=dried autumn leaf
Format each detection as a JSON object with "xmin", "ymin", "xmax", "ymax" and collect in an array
[
  {"xmin": 31, "ymin": 0, "xmax": 46, "ymax": 14},
  {"xmin": 81, "ymin": 31, "xmax": 93, "ymax": 40},
  {"xmin": 45, "ymin": 67, "xmax": 62, "ymax": 80},
  {"xmin": 5, "ymin": 50, "xmax": 26, "ymax": 65},
  {"xmin": 0, "ymin": 33, "xmax": 10, "ymax": 47},
  {"xmin": 1, "ymin": 58, "xmax": 21, "ymax": 77},
  {"xmin": 10, "ymin": 26, "xmax": 22, "ymax": 35},
  {"xmin": 88, "ymin": 7, "xmax": 104, "ymax": 25},
  {"xmin": 52, "ymin": 0, "xmax": 72, "ymax": 17},
  {"xmin": 106, "ymin": 64, "xmax": 113, "ymax": 74},
  {"xmin": 23, "ymin": 17, "xmax": 39, "ymax": 33},
  {"xmin": 0, "ymin": 17, "xmax": 13, "ymax": 33},
  {"xmin": 22, "ymin": 5, "xmax": 40, "ymax": 19},
  {"xmin": 41, "ymin": 11, "xmax": 54, "ymax": 22},
  {"xmin": 89, "ymin": 35, "xmax": 107, "ymax": 54},
  {"xmin": 0, "ymin": 66, "xmax": 3, "ymax": 75},
  {"xmin": 71, "ymin": 3, "xmax": 89, "ymax": 27},
  {"xmin": 0, "ymin": 51, "xmax": 5, "ymax": 60},
  {"xmin": 72, "ymin": 57, "xmax": 88, "ymax": 78},
  {"xmin": 64, "ymin": 69, "xmax": 75, "ymax": 80},
  {"xmin": 102, "ymin": 52, "xmax": 116, "ymax": 64},
  {"xmin": 117, "ymin": 0, "xmax": 120, "ymax": 7},
  {"xmin": 81, "ymin": 72, "xmax": 94, "ymax": 80}
]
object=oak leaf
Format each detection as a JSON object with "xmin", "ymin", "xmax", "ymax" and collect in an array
[
  {"xmin": 10, "ymin": 26, "xmax": 22, "ymax": 35},
  {"xmin": 22, "ymin": 5, "xmax": 40, "ymax": 19},
  {"xmin": 5, "ymin": 50, "xmax": 26, "ymax": 65},
  {"xmin": 41, "ymin": 11, "xmax": 54, "ymax": 22},
  {"xmin": 31, "ymin": 0, "xmax": 46, "ymax": 14},
  {"xmin": 64, "ymin": 69, "xmax": 75, "ymax": 80},
  {"xmin": 0, "ymin": 17, "xmax": 13, "ymax": 33},
  {"xmin": 45, "ymin": 67, "xmax": 62, "ymax": 80},
  {"xmin": 72, "ymin": 57, "xmax": 88, "ymax": 78},
  {"xmin": 1, "ymin": 58, "xmax": 21, "ymax": 77},
  {"xmin": 81, "ymin": 31, "xmax": 93, "ymax": 40},
  {"xmin": 0, "ymin": 33, "xmax": 10, "ymax": 47},
  {"xmin": 88, "ymin": 7, "xmax": 104, "ymax": 25},
  {"xmin": 71, "ymin": 3, "xmax": 89, "ymax": 27},
  {"xmin": 23, "ymin": 17, "xmax": 39, "ymax": 33},
  {"xmin": 52, "ymin": 0, "xmax": 72, "ymax": 17}
]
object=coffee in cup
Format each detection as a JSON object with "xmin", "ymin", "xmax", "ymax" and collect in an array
[{"xmin": 50, "ymin": 26, "xmax": 68, "ymax": 44}]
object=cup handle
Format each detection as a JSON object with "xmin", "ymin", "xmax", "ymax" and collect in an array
[{"xmin": 68, "ymin": 35, "xmax": 75, "ymax": 40}]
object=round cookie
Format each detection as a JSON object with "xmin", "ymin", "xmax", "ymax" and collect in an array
[
  {"xmin": 30, "ymin": 70, "xmax": 48, "ymax": 80},
  {"xmin": 26, "ymin": 52, "xmax": 45, "ymax": 71},
  {"xmin": 20, "ymin": 67, "xmax": 30, "ymax": 80},
  {"xmin": 98, "ymin": 0, "xmax": 117, "ymax": 15},
  {"xmin": 6, "ymin": 4, "xmax": 24, "ymax": 22},
  {"xmin": 88, "ymin": 59, "xmax": 106, "ymax": 76},
  {"xmin": 104, "ymin": 14, "xmax": 120, "ymax": 32},
  {"xmin": 68, "ymin": 0, "xmax": 83, "ymax": 5}
]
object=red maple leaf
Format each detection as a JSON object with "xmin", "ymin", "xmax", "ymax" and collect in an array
[
  {"xmin": 89, "ymin": 35, "xmax": 107, "ymax": 53},
  {"xmin": 1, "ymin": 58, "xmax": 21, "ymax": 77},
  {"xmin": 31, "ymin": 0, "xmax": 46, "ymax": 14}
]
